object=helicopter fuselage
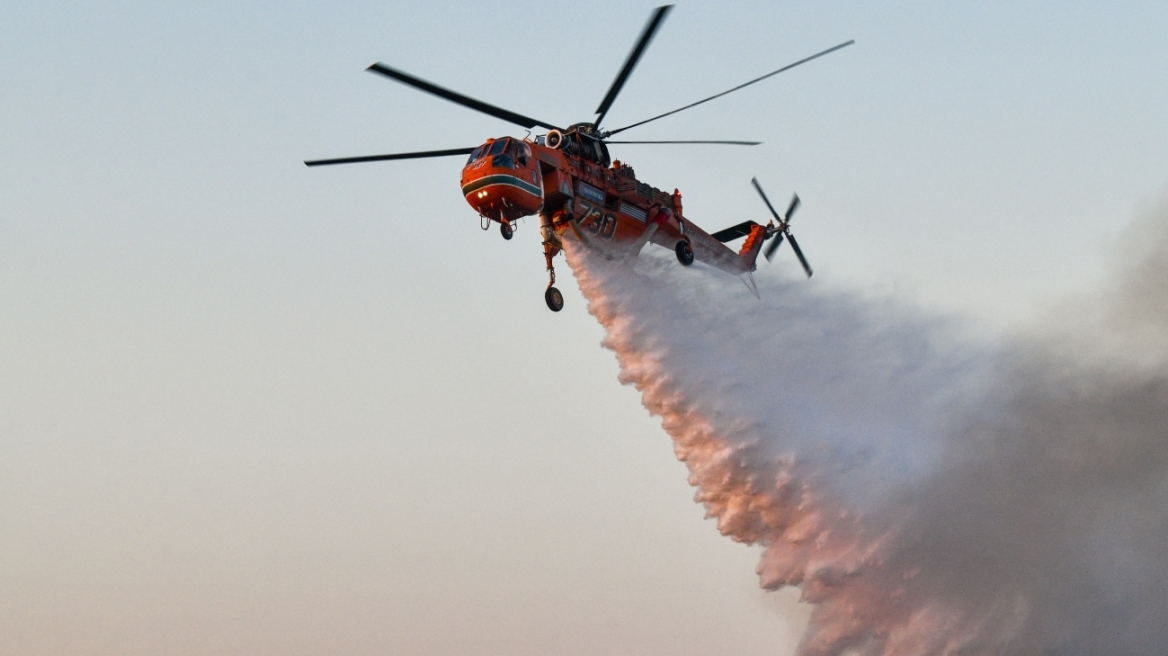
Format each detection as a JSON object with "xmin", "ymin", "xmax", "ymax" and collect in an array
[{"xmin": 461, "ymin": 132, "xmax": 767, "ymax": 281}]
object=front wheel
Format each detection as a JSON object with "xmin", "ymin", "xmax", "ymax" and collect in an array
[
  {"xmin": 675, "ymin": 240, "xmax": 694, "ymax": 266},
  {"xmin": 500, "ymin": 222, "xmax": 514, "ymax": 240},
  {"xmin": 544, "ymin": 286, "xmax": 564, "ymax": 312}
]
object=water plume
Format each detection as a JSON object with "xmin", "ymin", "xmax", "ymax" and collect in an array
[{"xmin": 564, "ymin": 205, "xmax": 1168, "ymax": 656}]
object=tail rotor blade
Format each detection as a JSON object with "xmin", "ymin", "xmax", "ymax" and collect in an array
[
  {"xmin": 751, "ymin": 177, "xmax": 782, "ymax": 222},
  {"xmin": 785, "ymin": 194, "xmax": 801, "ymax": 222},
  {"xmin": 786, "ymin": 233, "xmax": 813, "ymax": 277},
  {"xmin": 764, "ymin": 232, "xmax": 785, "ymax": 261}
]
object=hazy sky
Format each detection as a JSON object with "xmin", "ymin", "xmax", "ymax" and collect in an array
[{"xmin": 3, "ymin": 2, "xmax": 1167, "ymax": 655}]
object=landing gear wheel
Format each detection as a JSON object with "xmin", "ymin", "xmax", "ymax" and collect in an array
[
  {"xmin": 500, "ymin": 222, "xmax": 513, "ymax": 240},
  {"xmin": 544, "ymin": 286, "xmax": 564, "ymax": 312},
  {"xmin": 675, "ymin": 240, "xmax": 694, "ymax": 266}
]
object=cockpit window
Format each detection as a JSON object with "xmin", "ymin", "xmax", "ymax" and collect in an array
[
  {"xmin": 466, "ymin": 144, "xmax": 487, "ymax": 164},
  {"xmin": 516, "ymin": 142, "xmax": 530, "ymax": 166},
  {"xmin": 484, "ymin": 138, "xmax": 510, "ymax": 168}
]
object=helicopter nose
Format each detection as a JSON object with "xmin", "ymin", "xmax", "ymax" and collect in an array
[{"xmin": 461, "ymin": 158, "xmax": 543, "ymax": 221}]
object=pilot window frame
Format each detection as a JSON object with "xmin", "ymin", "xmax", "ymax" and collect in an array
[
  {"xmin": 467, "ymin": 144, "xmax": 487, "ymax": 164},
  {"xmin": 490, "ymin": 138, "xmax": 515, "ymax": 169}
]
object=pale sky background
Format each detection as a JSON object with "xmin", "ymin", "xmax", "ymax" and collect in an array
[{"xmin": 2, "ymin": 2, "xmax": 1167, "ymax": 655}]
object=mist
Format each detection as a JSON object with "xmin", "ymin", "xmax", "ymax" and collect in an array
[{"xmin": 564, "ymin": 202, "xmax": 1168, "ymax": 656}]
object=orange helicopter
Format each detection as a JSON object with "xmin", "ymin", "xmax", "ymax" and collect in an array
[{"xmin": 306, "ymin": 5, "xmax": 852, "ymax": 311}]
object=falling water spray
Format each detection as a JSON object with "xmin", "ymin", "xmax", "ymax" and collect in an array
[{"xmin": 563, "ymin": 204, "xmax": 1168, "ymax": 656}]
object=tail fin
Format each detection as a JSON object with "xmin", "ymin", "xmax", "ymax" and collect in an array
[{"xmin": 738, "ymin": 224, "xmax": 768, "ymax": 272}]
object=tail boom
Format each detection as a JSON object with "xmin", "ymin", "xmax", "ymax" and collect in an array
[{"xmin": 655, "ymin": 219, "xmax": 766, "ymax": 276}]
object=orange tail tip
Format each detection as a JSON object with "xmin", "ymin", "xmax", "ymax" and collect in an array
[{"xmin": 738, "ymin": 223, "xmax": 769, "ymax": 273}]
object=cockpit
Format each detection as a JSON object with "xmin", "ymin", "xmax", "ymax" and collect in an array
[
  {"xmin": 535, "ymin": 124, "xmax": 611, "ymax": 167},
  {"xmin": 466, "ymin": 137, "xmax": 531, "ymax": 169}
]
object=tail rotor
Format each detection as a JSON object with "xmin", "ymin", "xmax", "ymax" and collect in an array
[{"xmin": 752, "ymin": 178, "xmax": 812, "ymax": 277}]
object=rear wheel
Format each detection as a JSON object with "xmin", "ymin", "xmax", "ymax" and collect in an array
[
  {"xmin": 544, "ymin": 286, "xmax": 564, "ymax": 312},
  {"xmin": 675, "ymin": 240, "xmax": 694, "ymax": 266},
  {"xmin": 500, "ymin": 222, "xmax": 513, "ymax": 240}
]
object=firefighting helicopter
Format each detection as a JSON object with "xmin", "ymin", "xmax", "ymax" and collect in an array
[{"xmin": 306, "ymin": 5, "xmax": 852, "ymax": 312}]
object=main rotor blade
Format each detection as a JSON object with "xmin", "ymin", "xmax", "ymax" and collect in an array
[
  {"xmin": 764, "ymin": 233, "xmax": 785, "ymax": 262},
  {"xmin": 305, "ymin": 147, "xmax": 475, "ymax": 167},
  {"xmin": 366, "ymin": 63, "xmax": 560, "ymax": 131},
  {"xmin": 786, "ymin": 233, "xmax": 813, "ymax": 277},
  {"xmin": 605, "ymin": 39, "xmax": 855, "ymax": 136},
  {"xmin": 604, "ymin": 139, "xmax": 760, "ymax": 145},
  {"xmin": 751, "ymin": 177, "xmax": 782, "ymax": 222},
  {"xmin": 785, "ymin": 194, "xmax": 801, "ymax": 222},
  {"xmin": 593, "ymin": 5, "xmax": 673, "ymax": 130}
]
